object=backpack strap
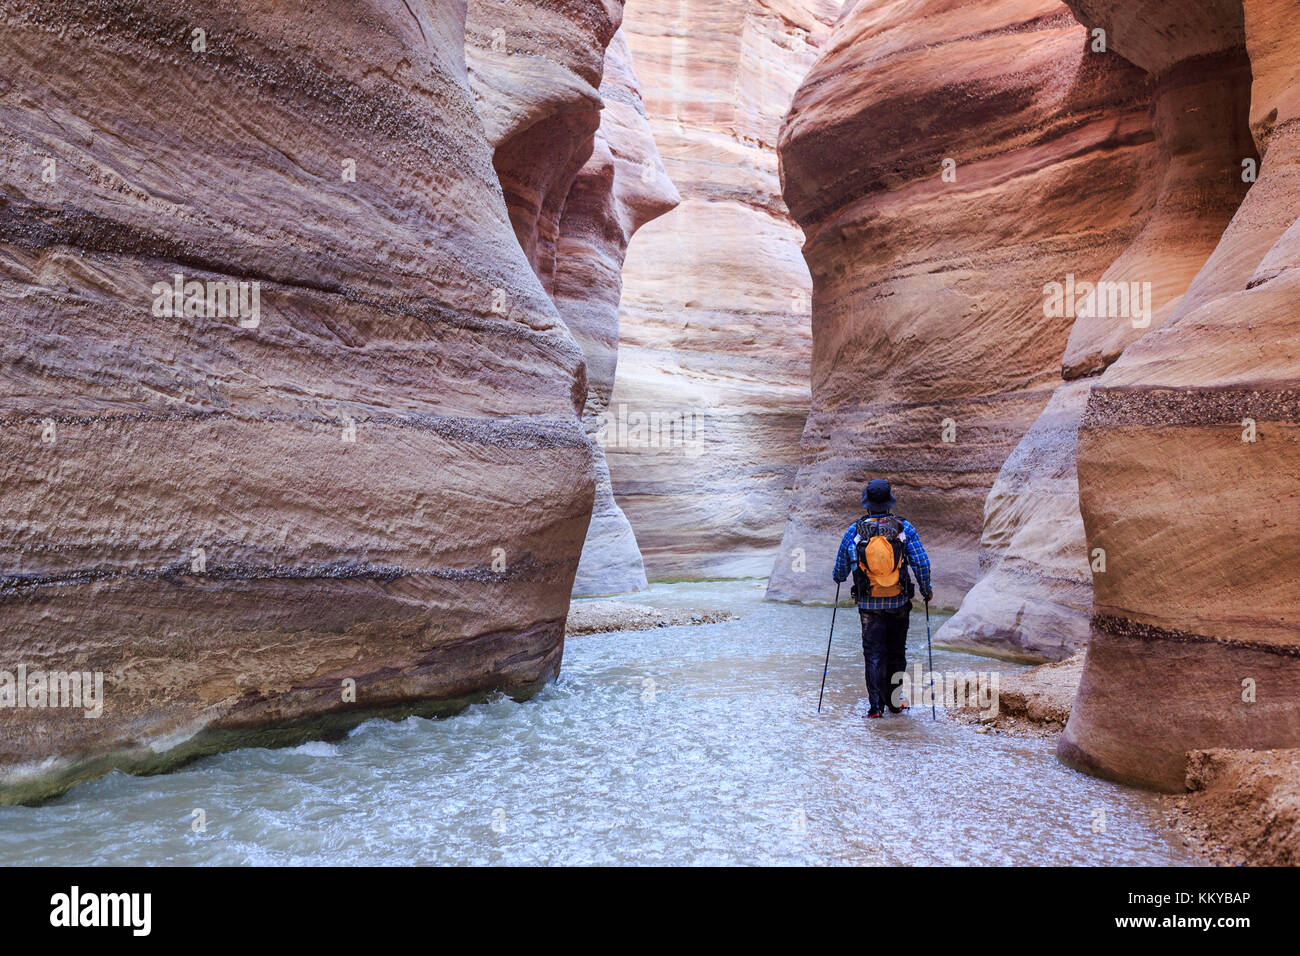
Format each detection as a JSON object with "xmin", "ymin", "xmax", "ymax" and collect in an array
[{"xmin": 892, "ymin": 516, "xmax": 913, "ymax": 595}]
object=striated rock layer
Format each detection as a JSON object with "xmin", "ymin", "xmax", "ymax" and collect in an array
[
  {"xmin": 770, "ymin": 0, "xmax": 1163, "ymax": 608},
  {"xmin": 1059, "ymin": 0, "xmax": 1300, "ymax": 791},
  {"xmin": 470, "ymin": 8, "xmax": 678, "ymax": 597},
  {"xmin": 775, "ymin": 0, "xmax": 1298, "ymax": 789},
  {"xmin": 0, "ymin": 0, "xmax": 618, "ymax": 802},
  {"xmin": 607, "ymin": 0, "xmax": 840, "ymax": 582},
  {"xmin": 937, "ymin": 381, "xmax": 1095, "ymax": 661},
  {"xmin": 467, "ymin": 0, "xmax": 623, "ymax": 293},
  {"xmin": 938, "ymin": 0, "xmax": 1256, "ymax": 660},
  {"xmin": 556, "ymin": 31, "xmax": 680, "ymax": 595}
]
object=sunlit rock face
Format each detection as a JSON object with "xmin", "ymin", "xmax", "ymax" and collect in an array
[
  {"xmin": 469, "ymin": 8, "xmax": 680, "ymax": 597},
  {"xmin": 769, "ymin": 0, "xmax": 1162, "ymax": 609},
  {"xmin": 466, "ymin": 0, "xmax": 623, "ymax": 293},
  {"xmin": 938, "ymin": 1, "xmax": 1255, "ymax": 661},
  {"xmin": 554, "ymin": 32, "xmax": 681, "ymax": 596},
  {"xmin": 1059, "ymin": 0, "xmax": 1300, "ymax": 791},
  {"xmin": 0, "ymin": 0, "xmax": 603, "ymax": 802},
  {"xmin": 606, "ymin": 0, "xmax": 841, "ymax": 582}
]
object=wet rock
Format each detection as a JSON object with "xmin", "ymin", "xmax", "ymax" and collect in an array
[{"xmin": 949, "ymin": 654, "xmax": 1084, "ymax": 739}]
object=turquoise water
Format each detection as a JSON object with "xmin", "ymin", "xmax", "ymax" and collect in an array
[{"xmin": 0, "ymin": 581, "xmax": 1197, "ymax": 865}]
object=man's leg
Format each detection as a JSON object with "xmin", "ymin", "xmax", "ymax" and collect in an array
[
  {"xmin": 885, "ymin": 606, "xmax": 911, "ymax": 711},
  {"xmin": 859, "ymin": 610, "xmax": 887, "ymax": 714}
]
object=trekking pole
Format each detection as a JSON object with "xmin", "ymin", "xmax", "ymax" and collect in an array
[
  {"xmin": 924, "ymin": 598, "xmax": 935, "ymax": 721},
  {"xmin": 816, "ymin": 581, "xmax": 841, "ymax": 714}
]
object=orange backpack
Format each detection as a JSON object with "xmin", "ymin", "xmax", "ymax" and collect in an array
[{"xmin": 854, "ymin": 515, "xmax": 908, "ymax": 598}]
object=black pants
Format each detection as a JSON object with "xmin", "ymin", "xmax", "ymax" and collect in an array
[{"xmin": 859, "ymin": 606, "xmax": 910, "ymax": 712}]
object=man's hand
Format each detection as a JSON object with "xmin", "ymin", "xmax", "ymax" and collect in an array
[{"xmin": 921, "ymin": 587, "xmax": 933, "ymax": 603}]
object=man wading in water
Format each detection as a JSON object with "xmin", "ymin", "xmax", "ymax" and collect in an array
[{"xmin": 832, "ymin": 479, "xmax": 933, "ymax": 719}]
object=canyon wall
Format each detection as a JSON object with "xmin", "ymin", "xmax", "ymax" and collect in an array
[
  {"xmin": 770, "ymin": 0, "xmax": 1162, "ymax": 609},
  {"xmin": 778, "ymin": 0, "xmax": 1299, "ymax": 790},
  {"xmin": 470, "ymin": 7, "xmax": 680, "ymax": 597},
  {"xmin": 1059, "ymin": 0, "xmax": 1300, "ymax": 790},
  {"xmin": 466, "ymin": 0, "xmax": 622, "ymax": 293},
  {"xmin": 604, "ymin": 0, "xmax": 841, "ymax": 583},
  {"xmin": 555, "ymin": 32, "xmax": 681, "ymax": 596},
  {"xmin": 0, "ymin": 0, "xmax": 621, "ymax": 802},
  {"xmin": 937, "ymin": 0, "xmax": 1256, "ymax": 660}
]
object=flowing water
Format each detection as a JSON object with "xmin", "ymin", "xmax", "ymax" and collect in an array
[{"xmin": 0, "ymin": 581, "xmax": 1197, "ymax": 866}]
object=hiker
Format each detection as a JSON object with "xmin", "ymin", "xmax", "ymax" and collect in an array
[{"xmin": 832, "ymin": 479, "xmax": 933, "ymax": 718}]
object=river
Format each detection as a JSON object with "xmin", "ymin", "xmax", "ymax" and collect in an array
[{"xmin": 0, "ymin": 581, "xmax": 1197, "ymax": 865}]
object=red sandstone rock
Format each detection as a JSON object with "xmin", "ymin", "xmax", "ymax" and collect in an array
[
  {"xmin": 554, "ymin": 31, "xmax": 681, "ymax": 595},
  {"xmin": 770, "ymin": 0, "xmax": 1160, "ymax": 609},
  {"xmin": 1059, "ymin": 0, "xmax": 1300, "ymax": 791},
  {"xmin": 939, "ymin": 1, "xmax": 1254, "ymax": 661},
  {"xmin": 935, "ymin": 380, "xmax": 1096, "ymax": 661},
  {"xmin": 608, "ymin": 0, "xmax": 840, "ymax": 582},
  {"xmin": 470, "ymin": 8, "xmax": 681, "ymax": 597},
  {"xmin": 0, "ymin": 0, "xmax": 609, "ymax": 801},
  {"xmin": 467, "ymin": 0, "xmax": 623, "ymax": 293},
  {"xmin": 776, "ymin": 0, "xmax": 1298, "ymax": 791}
]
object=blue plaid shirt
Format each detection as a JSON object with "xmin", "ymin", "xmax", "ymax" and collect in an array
[{"xmin": 832, "ymin": 514, "xmax": 932, "ymax": 610}]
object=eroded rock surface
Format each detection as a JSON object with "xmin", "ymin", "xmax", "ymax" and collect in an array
[
  {"xmin": 948, "ymin": 654, "xmax": 1083, "ymax": 738},
  {"xmin": 937, "ymin": 0, "xmax": 1255, "ymax": 660},
  {"xmin": 0, "ymin": 0, "xmax": 611, "ymax": 801},
  {"xmin": 770, "ymin": 0, "xmax": 1160, "ymax": 609},
  {"xmin": 937, "ymin": 381, "xmax": 1096, "ymax": 661},
  {"xmin": 1059, "ymin": 0, "xmax": 1300, "ymax": 791},
  {"xmin": 607, "ymin": 0, "xmax": 841, "ymax": 582},
  {"xmin": 470, "ymin": 10, "xmax": 680, "ymax": 597},
  {"xmin": 775, "ymin": 0, "xmax": 1297, "ymax": 790},
  {"xmin": 467, "ymin": 0, "xmax": 623, "ymax": 292},
  {"xmin": 555, "ymin": 32, "xmax": 680, "ymax": 596},
  {"xmin": 1172, "ymin": 748, "xmax": 1300, "ymax": 866}
]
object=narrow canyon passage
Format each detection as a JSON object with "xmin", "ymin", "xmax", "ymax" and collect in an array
[
  {"xmin": 0, "ymin": 583, "xmax": 1195, "ymax": 866},
  {"xmin": 1, "ymin": 0, "xmax": 1296, "ymax": 872}
]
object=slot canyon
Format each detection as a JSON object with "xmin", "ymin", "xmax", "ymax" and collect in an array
[{"xmin": 0, "ymin": 0, "xmax": 1297, "ymax": 870}]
